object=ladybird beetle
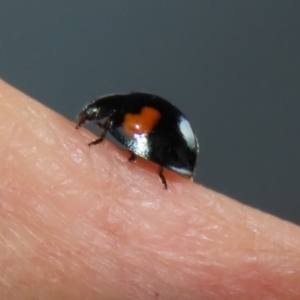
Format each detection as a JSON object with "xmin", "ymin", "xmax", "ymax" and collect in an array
[{"xmin": 76, "ymin": 92, "xmax": 199, "ymax": 189}]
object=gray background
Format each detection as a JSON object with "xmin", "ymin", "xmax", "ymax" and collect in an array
[{"xmin": 1, "ymin": 1, "xmax": 299, "ymax": 224}]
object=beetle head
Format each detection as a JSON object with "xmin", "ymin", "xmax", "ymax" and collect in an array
[{"xmin": 76, "ymin": 103, "xmax": 101, "ymax": 129}]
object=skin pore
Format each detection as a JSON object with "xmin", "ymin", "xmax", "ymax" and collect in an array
[{"xmin": 0, "ymin": 79, "xmax": 300, "ymax": 299}]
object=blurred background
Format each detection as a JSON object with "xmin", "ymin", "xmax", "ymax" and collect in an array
[{"xmin": 0, "ymin": 1, "xmax": 299, "ymax": 224}]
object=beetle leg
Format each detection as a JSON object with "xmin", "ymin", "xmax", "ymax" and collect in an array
[
  {"xmin": 88, "ymin": 121, "xmax": 109, "ymax": 147},
  {"xmin": 158, "ymin": 166, "xmax": 168, "ymax": 190},
  {"xmin": 128, "ymin": 151, "xmax": 137, "ymax": 162},
  {"xmin": 88, "ymin": 134, "xmax": 106, "ymax": 147}
]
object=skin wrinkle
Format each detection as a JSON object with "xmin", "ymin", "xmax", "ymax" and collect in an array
[
  {"xmin": 64, "ymin": 138, "xmax": 88, "ymax": 166},
  {"xmin": 246, "ymin": 214, "xmax": 298, "ymax": 252}
]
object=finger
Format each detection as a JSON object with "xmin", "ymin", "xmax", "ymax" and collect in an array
[{"xmin": 1, "ymin": 79, "xmax": 300, "ymax": 299}]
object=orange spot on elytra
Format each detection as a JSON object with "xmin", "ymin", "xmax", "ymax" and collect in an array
[{"xmin": 123, "ymin": 107, "xmax": 161, "ymax": 136}]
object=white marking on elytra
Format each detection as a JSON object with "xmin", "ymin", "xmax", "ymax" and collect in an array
[{"xmin": 178, "ymin": 116, "xmax": 197, "ymax": 149}]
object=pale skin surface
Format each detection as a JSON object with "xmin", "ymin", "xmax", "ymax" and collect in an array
[{"xmin": 0, "ymin": 79, "xmax": 300, "ymax": 300}]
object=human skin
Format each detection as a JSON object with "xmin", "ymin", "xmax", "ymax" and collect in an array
[{"xmin": 0, "ymin": 79, "xmax": 300, "ymax": 300}]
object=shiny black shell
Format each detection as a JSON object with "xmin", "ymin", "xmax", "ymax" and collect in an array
[{"xmin": 76, "ymin": 92, "xmax": 199, "ymax": 184}]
